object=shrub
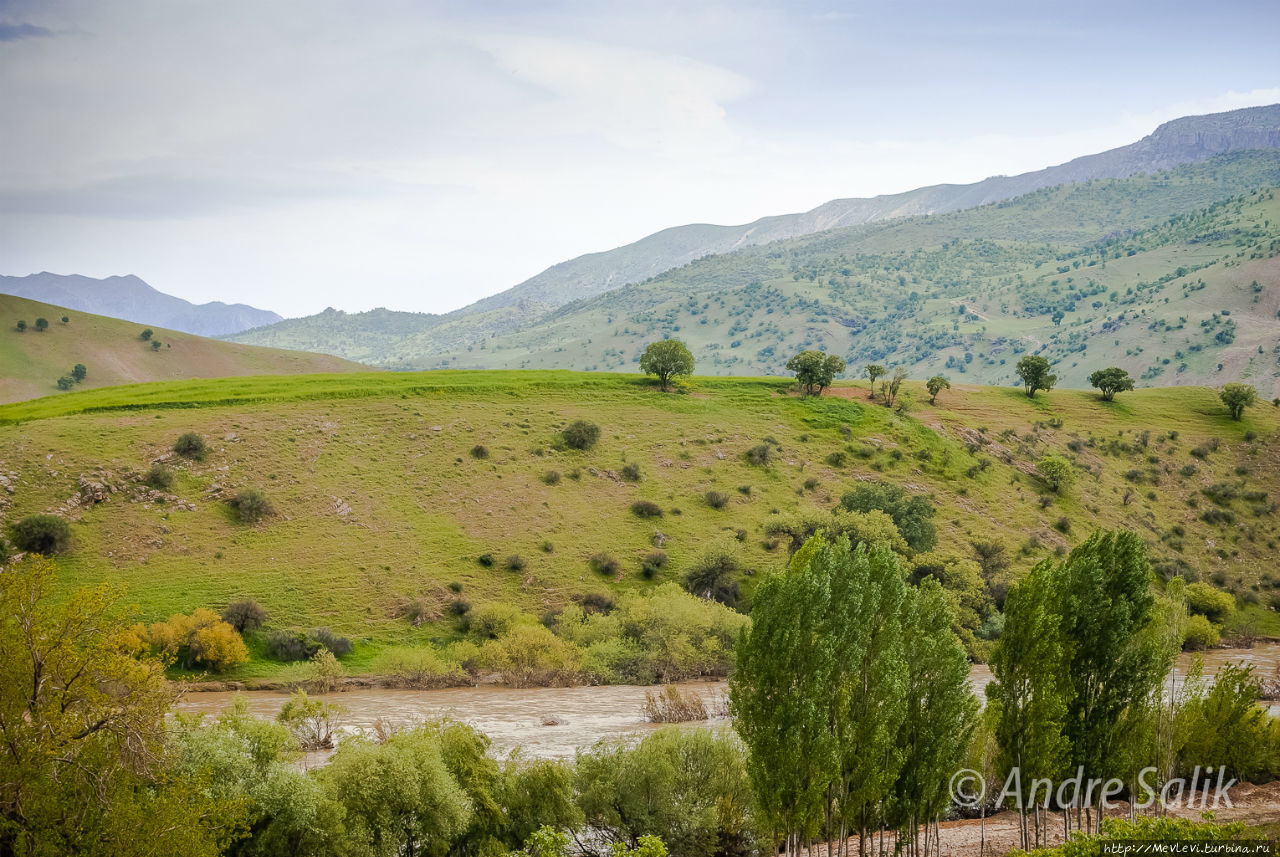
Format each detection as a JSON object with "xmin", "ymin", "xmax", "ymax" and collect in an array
[
  {"xmin": 478, "ymin": 623, "xmax": 580, "ymax": 687},
  {"xmin": 373, "ymin": 646, "xmax": 467, "ymax": 688},
  {"xmin": 140, "ymin": 328, "xmax": 153, "ymax": 341},
  {"xmin": 802, "ymin": 477, "xmax": 819, "ymax": 491},
  {"xmin": 838, "ymin": 482, "xmax": 937, "ymax": 551},
  {"xmin": 9, "ymin": 515, "xmax": 72, "ymax": 555},
  {"xmin": 56, "ymin": 376, "xmax": 75, "ymax": 391},
  {"xmin": 173, "ymin": 432, "xmax": 207, "ymax": 460},
  {"xmin": 561, "ymin": 420, "xmax": 601, "ymax": 450},
  {"xmin": 1054, "ymin": 516, "xmax": 1071, "ymax": 534},
  {"xmin": 265, "ymin": 630, "xmax": 321, "ymax": 662},
  {"xmin": 640, "ymin": 551, "xmax": 668, "ymax": 579},
  {"xmin": 683, "ymin": 543, "xmax": 742, "ymax": 608},
  {"xmin": 703, "ymin": 490, "xmax": 730, "ymax": 510},
  {"xmin": 144, "ymin": 463, "xmax": 173, "ymax": 490},
  {"xmin": 188, "ymin": 621, "xmax": 250, "ymax": 672},
  {"xmin": 642, "ymin": 685, "xmax": 710, "ymax": 723},
  {"xmin": 506, "ymin": 554, "xmax": 527, "ymax": 572},
  {"xmin": 621, "ymin": 462, "xmax": 642, "ymax": 482},
  {"xmin": 465, "ymin": 603, "xmax": 523, "ymax": 639},
  {"xmin": 630, "ymin": 500, "xmax": 664, "ymax": 519},
  {"xmin": 541, "ymin": 470, "xmax": 561, "ymax": 485},
  {"xmin": 1185, "ymin": 582, "xmax": 1235, "ymax": 622},
  {"xmin": 1182, "ymin": 614, "xmax": 1220, "ymax": 650},
  {"xmin": 589, "ymin": 553, "xmax": 620, "ymax": 576},
  {"xmin": 227, "ymin": 488, "xmax": 273, "ymax": 523},
  {"xmin": 477, "ymin": 553, "xmax": 495, "ymax": 567},
  {"xmin": 446, "ymin": 597, "xmax": 473, "ymax": 618},
  {"xmin": 579, "ymin": 592, "xmax": 615, "ymax": 614},
  {"xmin": 826, "ymin": 451, "xmax": 848, "ymax": 467},
  {"xmin": 221, "ymin": 599, "xmax": 267, "ymax": 632},
  {"xmin": 311, "ymin": 627, "xmax": 353, "ymax": 657},
  {"xmin": 744, "ymin": 444, "xmax": 773, "ymax": 466},
  {"xmin": 470, "ymin": 444, "xmax": 489, "ymax": 459},
  {"xmin": 1035, "ymin": 455, "xmax": 1075, "ymax": 493}
]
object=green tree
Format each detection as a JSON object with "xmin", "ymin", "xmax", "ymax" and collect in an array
[
  {"xmin": 1036, "ymin": 455, "xmax": 1074, "ymax": 493},
  {"xmin": 1016, "ymin": 355, "xmax": 1057, "ymax": 398},
  {"xmin": 56, "ymin": 375, "xmax": 76, "ymax": 390},
  {"xmin": 151, "ymin": 339, "xmax": 162, "ymax": 351},
  {"xmin": 140, "ymin": 328, "xmax": 153, "ymax": 341},
  {"xmin": 15, "ymin": 320, "xmax": 26, "ymax": 332},
  {"xmin": 639, "ymin": 340, "xmax": 694, "ymax": 391},
  {"xmin": 925, "ymin": 375, "xmax": 950, "ymax": 404},
  {"xmin": 60, "ymin": 315, "xmax": 69, "ymax": 324},
  {"xmin": 839, "ymin": 482, "xmax": 936, "ymax": 552},
  {"xmin": 1087, "ymin": 367, "xmax": 1134, "ymax": 402},
  {"xmin": 786, "ymin": 350, "xmax": 846, "ymax": 396},
  {"xmin": 1218, "ymin": 383, "xmax": 1257, "ymax": 420},
  {"xmin": 881, "ymin": 367, "xmax": 908, "ymax": 407},
  {"xmin": 72, "ymin": 363, "xmax": 87, "ymax": 382},
  {"xmin": 34, "ymin": 317, "xmax": 48, "ymax": 332},
  {"xmin": 864, "ymin": 364, "xmax": 886, "ymax": 398}
]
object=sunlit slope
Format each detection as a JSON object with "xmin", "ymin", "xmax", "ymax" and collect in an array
[
  {"xmin": 0, "ymin": 294, "xmax": 371, "ymax": 403},
  {"xmin": 1, "ymin": 371, "xmax": 1276, "ymax": 674}
]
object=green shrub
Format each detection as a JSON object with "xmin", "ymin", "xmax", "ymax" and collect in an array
[
  {"xmin": 1185, "ymin": 582, "xmax": 1236, "ymax": 622},
  {"xmin": 173, "ymin": 432, "xmax": 207, "ymax": 460},
  {"xmin": 838, "ymin": 482, "xmax": 936, "ymax": 551},
  {"xmin": 470, "ymin": 444, "xmax": 489, "ymax": 459},
  {"xmin": 640, "ymin": 551, "xmax": 668, "ymax": 579},
  {"xmin": 630, "ymin": 500, "xmax": 664, "ymax": 519},
  {"xmin": 542, "ymin": 470, "xmax": 561, "ymax": 485},
  {"xmin": 506, "ymin": 554, "xmax": 527, "ymax": 572},
  {"xmin": 221, "ymin": 599, "xmax": 267, "ymax": 632},
  {"xmin": 446, "ymin": 597, "xmax": 473, "ymax": 617},
  {"xmin": 589, "ymin": 553, "xmax": 620, "ymax": 576},
  {"xmin": 744, "ymin": 444, "xmax": 773, "ymax": 466},
  {"xmin": 561, "ymin": 420, "xmax": 600, "ymax": 450},
  {"xmin": 621, "ymin": 462, "xmax": 642, "ymax": 482},
  {"xmin": 1035, "ymin": 455, "xmax": 1074, "ymax": 493},
  {"xmin": 265, "ymin": 630, "xmax": 321, "ymax": 662},
  {"xmin": 579, "ymin": 592, "xmax": 615, "ymax": 614},
  {"xmin": 1182, "ymin": 614, "xmax": 1220, "ymax": 650},
  {"xmin": 703, "ymin": 490, "xmax": 729, "ymax": 510},
  {"xmin": 227, "ymin": 488, "xmax": 273, "ymax": 523},
  {"xmin": 9, "ymin": 515, "xmax": 72, "ymax": 555},
  {"xmin": 312, "ymin": 627, "xmax": 353, "ymax": 656},
  {"xmin": 373, "ymin": 646, "xmax": 467, "ymax": 688},
  {"xmin": 683, "ymin": 543, "xmax": 742, "ymax": 608},
  {"xmin": 56, "ymin": 375, "xmax": 75, "ymax": 391},
  {"xmin": 144, "ymin": 463, "xmax": 174, "ymax": 490},
  {"xmin": 477, "ymin": 553, "xmax": 495, "ymax": 567}
]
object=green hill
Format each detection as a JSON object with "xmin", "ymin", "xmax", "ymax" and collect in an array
[
  {"xmin": 226, "ymin": 151, "xmax": 1280, "ymax": 397},
  {"xmin": 0, "ymin": 294, "xmax": 371, "ymax": 403},
  {"xmin": 1, "ymin": 371, "xmax": 1276, "ymax": 679}
]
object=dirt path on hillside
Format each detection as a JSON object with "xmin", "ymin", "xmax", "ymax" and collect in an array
[{"xmin": 802, "ymin": 781, "xmax": 1280, "ymax": 857}]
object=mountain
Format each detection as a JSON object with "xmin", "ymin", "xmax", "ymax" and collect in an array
[
  {"xmin": 0, "ymin": 294, "xmax": 370, "ymax": 404},
  {"xmin": 1, "ymin": 272, "xmax": 283, "ymax": 336}
]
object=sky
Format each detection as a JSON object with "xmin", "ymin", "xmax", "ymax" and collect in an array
[{"xmin": 1, "ymin": 0, "xmax": 1278, "ymax": 318}]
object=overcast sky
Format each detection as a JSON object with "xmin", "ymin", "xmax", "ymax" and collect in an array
[{"xmin": 1, "ymin": 0, "xmax": 1278, "ymax": 318}]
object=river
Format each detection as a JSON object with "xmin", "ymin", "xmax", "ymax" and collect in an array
[{"xmin": 174, "ymin": 644, "xmax": 1280, "ymax": 763}]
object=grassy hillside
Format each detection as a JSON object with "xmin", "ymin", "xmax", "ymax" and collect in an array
[
  {"xmin": 0, "ymin": 294, "xmax": 371, "ymax": 403},
  {"xmin": 227, "ymin": 152, "xmax": 1280, "ymax": 397},
  {"xmin": 1, "ymin": 371, "xmax": 1277, "ymax": 679}
]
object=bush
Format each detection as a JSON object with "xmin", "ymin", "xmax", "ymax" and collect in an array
[
  {"xmin": 477, "ymin": 553, "xmax": 495, "ymax": 567},
  {"xmin": 825, "ymin": 451, "xmax": 847, "ymax": 467},
  {"xmin": 227, "ymin": 488, "xmax": 273, "ymax": 523},
  {"xmin": 683, "ymin": 543, "xmax": 742, "ymax": 608},
  {"xmin": 640, "ymin": 551, "xmax": 668, "ymax": 579},
  {"xmin": 506, "ymin": 554, "xmax": 527, "ymax": 572},
  {"xmin": 221, "ymin": 599, "xmax": 267, "ymax": 632},
  {"xmin": 9, "ymin": 515, "xmax": 72, "ymax": 555},
  {"xmin": 589, "ymin": 553, "xmax": 620, "ymax": 576},
  {"xmin": 470, "ymin": 444, "xmax": 489, "ymax": 459},
  {"xmin": 173, "ymin": 432, "xmax": 207, "ymax": 460},
  {"xmin": 703, "ymin": 490, "xmax": 729, "ymax": 510},
  {"xmin": 1182, "ymin": 614, "xmax": 1220, "ymax": 650},
  {"xmin": 579, "ymin": 592, "xmax": 615, "ymax": 614},
  {"xmin": 561, "ymin": 420, "xmax": 601, "ymax": 450},
  {"xmin": 144, "ymin": 463, "xmax": 173, "ymax": 490},
  {"xmin": 1035, "ymin": 455, "xmax": 1075, "ymax": 493},
  {"xmin": 641, "ymin": 685, "xmax": 710, "ymax": 723},
  {"xmin": 620, "ymin": 461, "xmax": 642, "ymax": 482},
  {"xmin": 541, "ymin": 470, "xmax": 561, "ymax": 485},
  {"xmin": 838, "ymin": 482, "xmax": 937, "ymax": 551},
  {"xmin": 56, "ymin": 376, "xmax": 75, "ymax": 391},
  {"xmin": 312, "ymin": 627, "xmax": 353, "ymax": 657},
  {"xmin": 744, "ymin": 444, "xmax": 773, "ymax": 466},
  {"xmin": 373, "ymin": 646, "xmax": 467, "ymax": 688},
  {"xmin": 446, "ymin": 597, "xmax": 472, "ymax": 618},
  {"xmin": 630, "ymin": 500, "xmax": 664, "ymax": 519},
  {"xmin": 264, "ymin": 630, "xmax": 321, "ymax": 662},
  {"xmin": 1185, "ymin": 582, "xmax": 1236, "ymax": 622}
]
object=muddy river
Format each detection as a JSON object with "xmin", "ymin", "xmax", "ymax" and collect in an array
[{"xmin": 175, "ymin": 644, "xmax": 1280, "ymax": 763}]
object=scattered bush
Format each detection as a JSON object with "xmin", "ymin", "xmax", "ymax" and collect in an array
[
  {"xmin": 264, "ymin": 630, "xmax": 321, "ymax": 662},
  {"xmin": 141, "ymin": 608, "xmax": 248, "ymax": 672},
  {"xmin": 144, "ymin": 463, "xmax": 174, "ymax": 490},
  {"xmin": 744, "ymin": 444, "xmax": 773, "ymax": 466},
  {"xmin": 825, "ymin": 451, "xmax": 847, "ymax": 467},
  {"xmin": 541, "ymin": 470, "xmax": 561, "ymax": 485},
  {"xmin": 9, "ymin": 514, "xmax": 72, "ymax": 555},
  {"xmin": 446, "ymin": 597, "xmax": 473, "ymax": 618},
  {"xmin": 1035, "ymin": 455, "xmax": 1075, "ymax": 493},
  {"xmin": 477, "ymin": 553, "xmax": 495, "ymax": 567},
  {"xmin": 640, "ymin": 551, "xmax": 668, "ymax": 579},
  {"xmin": 1185, "ymin": 582, "xmax": 1236, "ymax": 623},
  {"xmin": 1182, "ymin": 614, "xmax": 1220, "ymax": 650},
  {"xmin": 173, "ymin": 432, "xmax": 207, "ymax": 460},
  {"xmin": 683, "ymin": 543, "xmax": 742, "ymax": 608},
  {"xmin": 373, "ymin": 646, "xmax": 467, "ymax": 688},
  {"xmin": 470, "ymin": 444, "xmax": 489, "ymax": 459},
  {"xmin": 621, "ymin": 462, "xmax": 642, "ymax": 482},
  {"xmin": 579, "ymin": 592, "xmax": 615, "ymax": 614},
  {"xmin": 703, "ymin": 490, "xmax": 730, "ymax": 510},
  {"xmin": 221, "ymin": 599, "xmax": 268, "ymax": 632},
  {"xmin": 311, "ymin": 627, "xmax": 353, "ymax": 657},
  {"xmin": 630, "ymin": 500, "xmax": 664, "ymax": 519},
  {"xmin": 506, "ymin": 554, "xmax": 527, "ymax": 572},
  {"xmin": 561, "ymin": 420, "xmax": 601, "ymax": 450},
  {"xmin": 589, "ymin": 553, "xmax": 620, "ymax": 576},
  {"xmin": 1054, "ymin": 516, "xmax": 1071, "ymax": 534},
  {"xmin": 227, "ymin": 488, "xmax": 273, "ymax": 523}
]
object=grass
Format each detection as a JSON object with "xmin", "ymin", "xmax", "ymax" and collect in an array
[{"xmin": 3, "ymin": 369, "xmax": 1278, "ymax": 679}]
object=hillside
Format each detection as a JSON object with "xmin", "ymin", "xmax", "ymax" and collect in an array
[
  {"xmin": 1, "ymin": 272, "xmax": 282, "ymax": 336},
  {"xmin": 1, "ymin": 371, "xmax": 1276, "ymax": 679},
  {"xmin": 230, "ymin": 150, "xmax": 1280, "ymax": 396},
  {"xmin": 0, "ymin": 294, "xmax": 370, "ymax": 403},
  {"xmin": 227, "ymin": 104, "xmax": 1280, "ymax": 362}
]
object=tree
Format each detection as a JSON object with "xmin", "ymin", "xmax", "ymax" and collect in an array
[
  {"xmin": 60, "ymin": 315, "xmax": 69, "ymax": 324},
  {"xmin": 151, "ymin": 339, "xmax": 162, "ymax": 351},
  {"xmin": 1016, "ymin": 355, "xmax": 1057, "ymax": 398},
  {"xmin": 786, "ymin": 350, "xmax": 846, "ymax": 396},
  {"xmin": 34, "ymin": 317, "xmax": 48, "ymax": 332},
  {"xmin": 925, "ymin": 375, "xmax": 950, "ymax": 405},
  {"xmin": 71, "ymin": 363, "xmax": 87, "ymax": 382},
  {"xmin": 0, "ymin": 557, "xmax": 244, "ymax": 856},
  {"xmin": 1218, "ymin": 383, "xmax": 1257, "ymax": 420},
  {"xmin": 15, "ymin": 320, "xmax": 25, "ymax": 332},
  {"xmin": 9, "ymin": 513, "xmax": 73, "ymax": 554},
  {"xmin": 864, "ymin": 364, "xmax": 886, "ymax": 398},
  {"xmin": 140, "ymin": 328, "xmax": 153, "ymax": 341},
  {"xmin": 222, "ymin": 598, "xmax": 268, "ymax": 632},
  {"xmin": 1036, "ymin": 455, "xmax": 1074, "ymax": 493},
  {"xmin": 839, "ymin": 482, "xmax": 936, "ymax": 551},
  {"xmin": 56, "ymin": 375, "xmax": 76, "ymax": 390},
  {"xmin": 1088, "ymin": 367, "xmax": 1134, "ymax": 402},
  {"xmin": 881, "ymin": 367, "xmax": 908, "ymax": 407},
  {"xmin": 639, "ymin": 340, "xmax": 694, "ymax": 391}
]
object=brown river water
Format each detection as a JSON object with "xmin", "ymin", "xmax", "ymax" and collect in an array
[{"xmin": 175, "ymin": 644, "xmax": 1280, "ymax": 764}]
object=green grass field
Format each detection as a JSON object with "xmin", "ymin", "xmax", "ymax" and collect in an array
[{"xmin": 2, "ymin": 370, "xmax": 1277, "ymax": 679}]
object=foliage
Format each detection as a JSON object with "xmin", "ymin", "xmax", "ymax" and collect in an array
[
  {"xmin": 140, "ymin": 608, "xmax": 249, "ymax": 672},
  {"xmin": 682, "ymin": 541, "xmax": 743, "ymax": 607},
  {"xmin": 925, "ymin": 374, "xmax": 950, "ymax": 404},
  {"xmin": 1218, "ymin": 383, "xmax": 1257, "ymax": 420},
  {"xmin": 1180, "ymin": 613, "xmax": 1219, "ymax": 650},
  {"xmin": 786, "ymin": 349, "xmax": 846, "ymax": 396},
  {"xmin": 56, "ymin": 375, "xmax": 75, "ymax": 391},
  {"xmin": 9, "ymin": 513, "xmax": 72, "ymax": 554},
  {"xmin": 72, "ymin": 363, "xmax": 87, "ymax": 382},
  {"xmin": 373, "ymin": 646, "xmax": 468, "ymax": 688},
  {"xmin": 1036, "ymin": 455, "xmax": 1074, "ymax": 493},
  {"xmin": 630, "ymin": 500, "xmax": 664, "ymax": 518},
  {"xmin": 145, "ymin": 462, "xmax": 174, "ymax": 490},
  {"xmin": 478, "ymin": 622, "xmax": 581, "ymax": 687},
  {"xmin": 838, "ymin": 481, "xmax": 936, "ymax": 551},
  {"xmin": 561, "ymin": 420, "xmax": 601, "ymax": 450},
  {"xmin": 221, "ymin": 598, "xmax": 268, "ymax": 632},
  {"xmin": 140, "ymin": 328, "xmax": 154, "ymax": 341},
  {"xmin": 34, "ymin": 317, "xmax": 48, "ymax": 332},
  {"xmin": 640, "ymin": 339, "xmax": 695, "ymax": 391},
  {"xmin": 277, "ymin": 690, "xmax": 344, "ymax": 750},
  {"xmin": 228, "ymin": 488, "xmax": 274, "ymax": 524},
  {"xmin": 1016, "ymin": 355, "xmax": 1057, "ymax": 398},
  {"xmin": 1087, "ymin": 367, "xmax": 1134, "ymax": 402},
  {"xmin": 1184, "ymin": 581, "xmax": 1235, "ymax": 622},
  {"xmin": 174, "ymin": 431, "xmax": 208, "ymax": 459}
]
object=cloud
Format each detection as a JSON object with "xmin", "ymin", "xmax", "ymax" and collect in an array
[{"xmin": 0, "ymin": 20, "xmax": 50, "ymax": 41}]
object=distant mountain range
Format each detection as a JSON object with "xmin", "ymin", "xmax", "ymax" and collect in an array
[{"xmin": 0, "ymin": 272, "xmax": 281, "ymax": 336}]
